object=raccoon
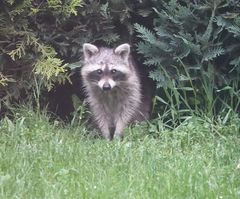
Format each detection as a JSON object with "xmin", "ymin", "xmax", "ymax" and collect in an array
[{"xmin": 81, "ymin": 43, "xmax": 151, "ymax": 140}]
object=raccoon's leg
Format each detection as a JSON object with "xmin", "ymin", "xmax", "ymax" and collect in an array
[
  {"xmin": 91, "ymin": 105, "xmax": 111, "ymax": 139},
  {"xmin": 114, "ymin": 119, "xmax": 126, "ymax": 139},
  {"xmin": 99, "ymin": 124, "xmax": 112, "ymax": 140}
]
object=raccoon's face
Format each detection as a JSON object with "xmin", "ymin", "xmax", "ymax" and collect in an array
[{"xmin": 82, "ymin": 43, "xmax": 132, "ymax": 91}]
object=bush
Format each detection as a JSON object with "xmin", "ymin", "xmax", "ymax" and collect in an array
[{"xmin": 135, "ymin": 0, "xmax": 240, "ymax": 121}]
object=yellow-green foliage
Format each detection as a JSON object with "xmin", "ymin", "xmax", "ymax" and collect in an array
[
  {"xmin": 35, "ymin": 56, "xmax": 66, "ymax": 80},
  {"xmin": 34, "ymin": 56, "xmax": 67, "ymax": 91},
  {"xmin": 0, "ymin": 73, "xmax": 14, "ymax": 87},
  {"xmin": 7, "ymin": 31, "xmax": 67, "ymax": 90},
  {"xmin": 47, "ymin": 0, "xmax": 83, "ymax": 16}
]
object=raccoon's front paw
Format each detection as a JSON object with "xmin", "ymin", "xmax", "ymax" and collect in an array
[
  {"xmin": 113, "ymin": 133, "xmax": 123, "ymax": 140},
  {"xmin": 102, "ymin": 133, "xmax": 113, "ymax": 141}
]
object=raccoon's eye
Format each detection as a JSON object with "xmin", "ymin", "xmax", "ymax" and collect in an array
[
  {"xmin": 111, "ymin": 69, "xmax": 117, "ymax": 74},
  {"xmin": 97, "ymin": 69, "xmax": 103, "ymax": 75}
]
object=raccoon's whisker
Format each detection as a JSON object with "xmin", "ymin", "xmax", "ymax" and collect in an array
[
  {"xmin": 116, "ymin": 85, "xmax": 132, "ymax": 92},
  {"xmin": 89, "ymin": 79, "xmax": 98, "ymax": 83},
  {"xmin": 89, "ymin": 81, "xmax": 98, "ymax": 86}
]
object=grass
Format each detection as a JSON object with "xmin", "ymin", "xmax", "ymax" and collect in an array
[{"xmin": 0, "ymin": 108, "xmax": 239, "ymax": 198}]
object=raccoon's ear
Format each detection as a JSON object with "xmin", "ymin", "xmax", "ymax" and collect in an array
[
  {"xmin": 83, "ymin": 43, "xmax": 99, "ymax": 61},
  {"xmin": 114, "ymin": 43, "xmax": 130, "ymax": 61}
]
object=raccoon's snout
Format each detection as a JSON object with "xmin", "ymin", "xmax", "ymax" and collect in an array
[
  {"xmin": 98, "ymin": 79, "xmax": 116, "ymax": 91},
  {"xmin": 102, "ymin": 82, "xmax": 111, "ymax": 91}
]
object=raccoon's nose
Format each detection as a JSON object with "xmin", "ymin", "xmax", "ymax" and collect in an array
[{"xmin": 102, "ymin": 82, "xmax": 111, "ymax": 91}]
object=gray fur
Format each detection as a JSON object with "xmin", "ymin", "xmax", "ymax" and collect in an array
[{"xmin": 81, "ymin": 43, "xmax": 150, "ymax": 140}]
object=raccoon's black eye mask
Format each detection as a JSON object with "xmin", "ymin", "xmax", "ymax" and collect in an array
[
  {"xmin": 87, "ymin": 68, "xmax": 127, "ymax": 82},
  {"xmin": 87, "ymin": 70, "xmax": 103, "ymax": 81},
  {"xmin": 112, "ymin": 70, "xmax": 127, "ymax": 81}
]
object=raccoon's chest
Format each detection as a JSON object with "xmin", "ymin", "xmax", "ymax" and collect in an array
[
  {"xmin": 100, "ymin": 89, "xmax": 126, "ymax": 113},
  {"xmin": 92, "ymin": 89, "xmax": 126, "ymax": 117}
]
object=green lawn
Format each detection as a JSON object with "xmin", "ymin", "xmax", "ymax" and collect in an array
[{"xmin": 0, "ymin": 109, "xmax": 239, "ymax": 198}]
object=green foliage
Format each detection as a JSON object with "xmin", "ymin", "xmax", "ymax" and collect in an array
[
  {"xmin": 135, "ymin": 0, "xmax": 240, "ymax": 120},
  {"xmin": 70, "ymin": 94, "xmax": 88, "ymax": 126}
]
